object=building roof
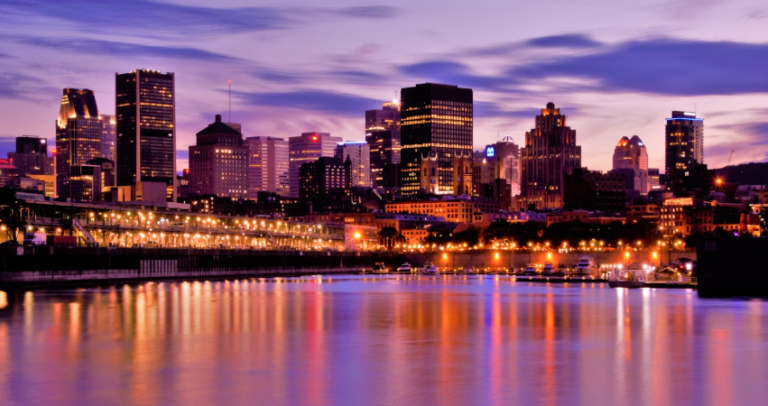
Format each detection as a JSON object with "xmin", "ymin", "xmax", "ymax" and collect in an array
[{"xmin": 196, "ymin": 114, "xmax": 242, "ymax": 137}]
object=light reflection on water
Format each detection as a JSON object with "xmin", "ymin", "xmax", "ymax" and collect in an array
[{"xmin": 0, "ymin": 276, "xmax": 766, "ymax": 406}]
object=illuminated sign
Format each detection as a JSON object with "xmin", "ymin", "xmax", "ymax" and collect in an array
[
  {"xmin": 486, "ymin": 146, "xmax": 495, "ymax": 157},
  {"xmin": 683, "ymin": 112, "xmax": 696, "ymax": 117}
]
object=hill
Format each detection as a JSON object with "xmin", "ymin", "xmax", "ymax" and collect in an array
[{"xmin": 716, "ymin": 162, "xmax": 768, "ymax": 186}]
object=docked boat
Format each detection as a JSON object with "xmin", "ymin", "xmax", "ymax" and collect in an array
[
  {"xmin": 372, "ymin": 262, "xmax": 389, "ymax": 274},
  {"xmin": 542, "ymin": 261, "xmax": 555, "ymax": 275},
  {"xmin": 608, "ymin": 262, "xmax": 647, "ymax": 288},
  {"xmin": 523, "ymin": 264, "xmax": 538, "ymax": 276},
  {"xmin": 396, "ymin": 262, "xmax": 414, "ymax": 273},
  {"xmin": 422, "ymin": 261, "xmax": 439, "ymax": 275},
  {"xmin": 575, "ymin": 256, "xmax": 599, "ymax": 276}
]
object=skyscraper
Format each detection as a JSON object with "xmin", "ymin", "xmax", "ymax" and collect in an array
[
  {"xmin": 365, "ymin": 101, "xmax": 400, "ymax": 189},
  {"xmin": 516, "ymin": 102, "xmax": 582, "ymax": 210},
  {"xmin": 335, "ymin": 141, "xmax": 371, "ymax": 188},
  {"xmin": 115, "ymin": 69, "xmax": 177, "ymax": 201},
  {"xmin": 481, "ymin": 134, "xmax": 521, "ymax": 200},
  {"xmin": 100, "ymin": 114, "xmax": 116, "ymax": 162},
  {"xmin": 245, "ymin": 136, "xmax": 289, "ymax": 198},
  {"xmin": 400, "ymin": 83, "xmax": 473, "ymax": 195},
  {"xmin": 288, "ymin": 132, "xmax": 342, "ymax": 197},
  {"xmin": 189, "ymin": 114, "xmax": 248, "ymax": 199},
  {"xmin": 298, "ymin": 156, "xmax": 351, "ymax": 199},
  {"xmin": 7, "ymin": 136, "xmax": 50, "ymax": 177},
  {"xmin": 665, "ymin": 111, "xmax": 704, "ymax": 192},
  {"xmin": 611, "ymin": 135, "xmax": 649, "ymax": 194},
  {"xmin": 56, "ymin": 88, "xmax": 103, "ymax": 199}
]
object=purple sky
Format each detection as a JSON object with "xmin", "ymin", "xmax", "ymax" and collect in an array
[{"xmin": 1, "ymin": 0, "xmax": 767, "ymax": 173}]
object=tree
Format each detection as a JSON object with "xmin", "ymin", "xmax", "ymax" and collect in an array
[{"xmin": 378, "ymin": 226, "xmax": 399, "ymax": 250}]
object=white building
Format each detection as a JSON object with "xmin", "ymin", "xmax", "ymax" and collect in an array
[{"xmin": 335, "ymin": 141, "xmax": 371, "ymax": 188}]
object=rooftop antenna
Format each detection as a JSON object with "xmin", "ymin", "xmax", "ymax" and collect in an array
[{"xmin": 228, "ymin": 80, "xmax": 232, "ymax": 122}]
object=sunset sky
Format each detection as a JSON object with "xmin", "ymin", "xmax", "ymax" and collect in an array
[{"xmin": 1, "ymin": 0, "xmax": 767, "ymax": 173}]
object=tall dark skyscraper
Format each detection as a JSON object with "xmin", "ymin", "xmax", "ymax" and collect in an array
[
  {"xmin": 399, "ymin": 83, "xmax": 473, "ymax": 195},
  {"xmin": 16, "ymin": 136, "xmax": 47, "ymax": 155},
  {"xmin": 516, "ymin": 102, "xmax": 582, "ymax": 210},
  {"xmin": 116, "ymin": 69, "xmax": 177, "ymax": 201},
  {"xmin": 56, "ymin": 88, "xmax": 103, "ymax": 199},
  {"xmin": 665, "ymin": 111, "xmax": 704, "ymax": 192},
  {"xmin": 365, "ymin": 100, "xmax": 400, "ymax": 189}
]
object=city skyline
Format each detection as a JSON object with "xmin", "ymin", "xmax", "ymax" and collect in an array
[{"xmin": 1, "ymin": 0, "xmax": 767, "ymax": 174}]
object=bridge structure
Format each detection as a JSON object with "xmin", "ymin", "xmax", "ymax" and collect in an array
[{"xmin": 1, "ymin": 197, "xmax": 348, "ymax": 251}]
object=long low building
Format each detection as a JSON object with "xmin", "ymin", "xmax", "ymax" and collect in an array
[{"xmin": 385, "ymin": 197, "xmax": 498, "ymax": 223}]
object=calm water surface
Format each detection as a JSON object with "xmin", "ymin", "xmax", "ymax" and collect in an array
[{"xmin": 0, "ymin": 275, "xmax": 766, "ymax": 406}]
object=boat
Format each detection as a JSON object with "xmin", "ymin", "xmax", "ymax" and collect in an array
[
  {"xmin": 372, "ymin": 262, "xmax": 389, "ymax": 274},
  {"xmin": 542, "ymin": 261, "xmax": 555, "ymax": 275},
  {"xmin": 422, "ymin": 261, "xmax": 439, "ymax": 275},
  {"xmin": 464, "ymin": 266, "xmax": 478, "ymax": 274},
  {"xmin": 523, "ymin": 264, "xmax": 538, "ymax": 276},
  {"xmin": 608, "ymin": 262, "xmax": 647, "ymax": 288},
  {"xmin": 396, "ymin": 262, "xmax": 414, "ymax": 273},
  {"xmin": 575, "ymin": 256, "xmax": 599, "ymax": 276}
]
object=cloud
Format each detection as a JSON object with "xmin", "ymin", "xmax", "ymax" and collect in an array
[
  {"xmin": 507, "ymin": 38, "xmax": 768, "ymax": 95},
  {"xmin": 234, "ymin": 90, "xmax": 382, "ymax": 116},
  {"xmin": 0, "ymin": 72, "xmax": 58, "ymax": 101},
  {"xmin": 21, "ymin": 37, "xmax": 239, "ymax": 63},
  {"xmin": 398, "ymin": 61, "xmax": 507, "ymax": 90},
  {"xmin": 524, "ymin": 34, "xmax": 602, "ymax": 49},
  {"xmin": 3, "ymin": 1, "xmax": 399, "ymax": 38}
]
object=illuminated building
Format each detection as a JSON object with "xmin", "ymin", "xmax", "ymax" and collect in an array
[
  {"xmin": 517, "ymin": 102, "xmax": 582, "ymax": 210},
  {"xmin": 665, "ymin": 111, "xmax": 704, "ymax": 192},
  {"xmin": 246, "ymin": 136, "xmax": 289, "ymax": 198},
  {"xmin": 335, "ymin": 141, "xmax": 371, "ymax": 187},
  {"xmin": 648, "ymin": 168, "xmax": 661, "ymax": 191},
  {"xmin": 100, "ymin": 114, "xmax": 116, "ymax": 162},
  {"xmin": 298, "ymin": 156, "xmax": 351, "ymax": 199},
  {"xmin": 385, "ymin": 197, "xmax": 498, "ymax": 223},
  {"xmin": 116, "ymin": 69, "xmax": 177, "ymax": 201},
  {"xmin": 56, "ymin": 88, "xmax": 103, "ymax": 200},
  {"xmin": 7, "ymin": 136, "xmax": 51, "ymax": 177},
  {"xmin": 660, "ymin": 197, "xmax": 713, "ymax": 237},
  {"xmin": 400, "ymin": 83, "xmax": 473, "ymax": 195},
  {"xmin": 452, "ymin": 150, "xmax": 473, "ymax": 195},
  {"xmin": 473, "ymin": 135, "xmax": 521, "ymax": 202},
  {"xmin": 86, "ymin": 157, "xmax": 116, "ymax": 199},
  {"xmin": 611, "ymin": 135, "xmax": 649, "ymax": 194},
  {"xmin": 0, "ymin": 159, "xmax": 19, "ymax": 187},
  {"xmin": 365, "ymin": 100, "xmax": 400, "ymax": 189},
  {"xmin": 69, "ymin": 164, "xmax": 101, "ymax": 202},
  {"xmin": 288, "ymin": 132, "xmax": 342, "ymax": 197},
  {"xmin": 189, "ymin": 114, "xmax": 248, "ymax": 199}
]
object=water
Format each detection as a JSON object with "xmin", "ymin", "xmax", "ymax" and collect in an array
[{"xmin": 0, "ymin": 275, "xmax": 766, "ymax": 406}]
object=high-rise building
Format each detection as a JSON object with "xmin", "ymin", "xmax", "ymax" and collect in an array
[
  {"xmin": 16, "ymin": 136, "xmax": 47, "ymax": 155},
  {"xmin": 7, "ymin": 136, "xmax": 50, "ymax": 177},
  {"xmin": 516, "ymin": 102, "xmax": 582, "ymax": 210},
  {"xmin": 665, "ymin": 111, "xmax": 704, "ymax": 193},
  {"xmin": 56, "ymin": 88, "xmax": 103, "ymax": 200},
  {"xmin": 189, "ymin": 114, "xmax": 248, "ymax": 199},
  {"xmin": 86, "ymin": 157, "xmax": 116, "ymax": 198},
  {"xmin": 611, "ymin": 135, "xmax": 649, "ymax": 194},
  {"xmin": 100, "ymin": 114, "xmax": 116, "ymax": 162},
  {"xmin": 116, "ymin": 69, "xmax": 177, "ymax": 201},
  {"xmin": 400, "ymin": 83, "xmax": 473, "ymax": 195},
  {"xmin": 288, "ymin": 132, "xmax": 343, "ymax": 197},
  {"xmin": 245, "ymin": 136, "xmax": 289, "ymax": 198},
  {"xmin": 298, "ymin": 156, "xmax": 351, "ymax": 199},
  {"xmin": 69, "ymin": 164, "xmax": 101, "ymax": 202},
  {"xmin": 477, "ymin": 135, "xmax": 521, "ymax": 200},
  {"xmin": 564, "ymin": 168, "xmax": 626, "ymax": 213},
  {"xmin": 648, "ymin": 168, "xmax": 661, "ymax": 191},
  {"xmin": 365, "ymin": 101, "xmax": 400, "ymax": 189},
  {"xmin": 335, "ymin": 141, "xmax": 370, "ymax": 188}
]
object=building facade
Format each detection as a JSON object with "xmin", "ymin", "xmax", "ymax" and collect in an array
[
  {"xmin": 365, "ymin": 101, "xmax": 401, "ymax": 189},
  {"xmin": 7, "ymin": 136, "xmax": 50, "ymax": 177},
  {"xmin": 298, "ymin": 157, "xmax": 351, "ymax": 199},
  {"xmin": 563, "ymin": 168, "xmax": 626, "ymax": 213},
  {"xmin": 116, "ymin": 69, "xmax": 177, "ymax": 201},
  {"xmin": 665, "ymin": 111, "xmax": 704, "ymax": 192},
  {"xmin": 246, "ymin": 136, "xmax": 289, "ymax": 198},
  {"xmin": 189, "ymin": 114, "xmax": 248, "ymax": 199},
  {"xmin": 611, "ymin": 135, "xmax": 649, "ymax": 194},
  {"xmin": 385, "ymin": 197, "xmax": 498, "ymax": 223},
  {"xmin": 100, "ymin": 114, "xmax": 116, "ymax": 162},
  {"xmin": 399, "ymin": 83, "xmax": 473, "ymax": 195},
  {"xmin": 335, "ymin": 141, "xmax": 371, "ymax": 188},
  {"xmin": 56, "ymin": 89, "xmax": 103, "ymax": 200},
  {"xmin": 288, "ymin": 132, "xmax": 343, "ymax": 197},
  {"xmin": 517, "ymin": 102, "xmax": 582, "ymax": 210}
]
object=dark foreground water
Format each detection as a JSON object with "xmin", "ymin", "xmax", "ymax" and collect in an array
[{"xmin": 0, "ymin": 275, "xmax": 766, "ymax": 406}]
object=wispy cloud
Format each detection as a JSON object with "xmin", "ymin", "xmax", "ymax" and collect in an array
[
  {"xmin": 524, "ymin": 34, "xmax": 603, "ymax": 49},
  {"xmin": 3, "ymin": 1, "xmax": 400, "ymax": 38},
  {"xmin": 233, "ymin": 90, "xmax": 383, "ymax": 116}
]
